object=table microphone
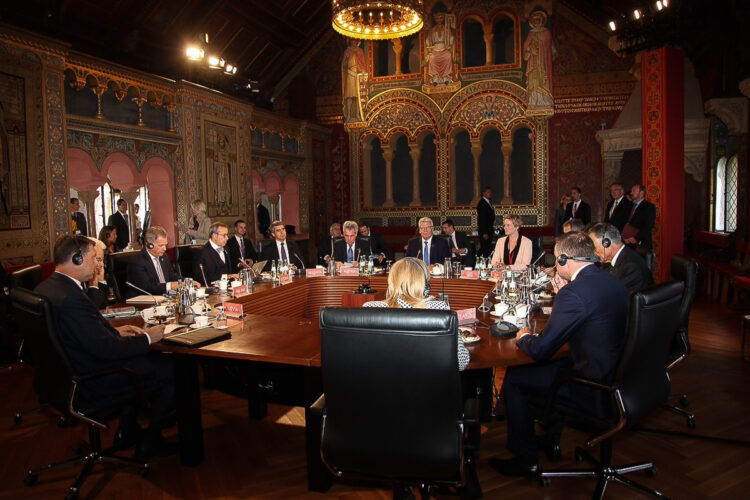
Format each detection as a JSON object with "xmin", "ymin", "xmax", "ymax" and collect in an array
[
  {"xmin": 125, "ymin": 281, "xmax": 159, "ymax": 306},
  {"xmin": 294, "ymin": 253, "xmax": 306, "ymax": 273},
  {"xmin": 531, "ymin": 250, "xmax": 546, "ymax": 268},
  {"xmin": 199, "ymin": 263, "xmax": 209, "ymax": 287}
]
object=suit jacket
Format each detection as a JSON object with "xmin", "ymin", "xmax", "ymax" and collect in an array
[
  {"xmin": 626, "ymin": 200, "xmax": 656, "ymax": 249},
  {"xmin": 445, "ymin": 231, "xmax": 476, "ymax": 268},
  {"xmin": 35, "ymin": 273, "xmax": 150, "ymax": 378},
  {"xmin": 257, "ymin": 204, "xmax": 271, "ymax": 237},
  {"xmin": 490, "ymin": 235, "xmax": 533, "ymax": 271},
  {"xmin": 516, "ymin": 264, "xmax": 629, "ymax": 380},
  {"xmin": 107, "ymin": 211, "xmax": 129, "ymax": 251},
  {"xmin": 476, "ymin": 198, "xmax": 495, "ymax": 237},
  {"xmin": 610, "ymin": 245, "xmax": 653, "ymax": 293},
  {"xmin": 226, "ymin": 236, "xmax": 258, "ymax": 273},
  {"xmin": 195, "ymin": 242, "xmax": 233, "ymax": 285},
  {"xmin": 126, "ymin": 249, "xmax": 180, "ymax": 298},
  {"xmin": 604, "ymin": 197, "xmax": 633, "ymax": 232},
  {"xmin": 72, "ymin": 212, "xmax": 87, "ymax": 236},
  {"xmin": 333, "ymin": 237, "xmax": 373, "ymax": 263},
  {"xmin": 85, "ymin": 281, "xmax": 110, "ymax": 310},
  {"xmin": 317, "ymin": 236, "xmax": 342, "ymax": 265},
  {"xmin": 564, "ymin": 200, "xmax": 591, "ymax": 225},
  {"xmin": 406, "ymin": 236, "xmax": 451, "ymax": 265},
  {"xmin": 260, "ymin": 239, "xmax": 304, "ymax": 271},
  {"xmin": 365, "ymin": 231, "xmax": 389, "ymax": 259}
]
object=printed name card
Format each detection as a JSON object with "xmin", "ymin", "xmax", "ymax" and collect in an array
[
  {"xmin": 457, "ymin": 308, "xmax": 477, "ymax": 324},
  {"xmin": 491, "ymin": 270, "xmax": 503, "ymax": 280},
  {"xmin": 306, "ymin": 268, "xmax": 325, "ymax": 277},
  {"xmin": 224, "ymin": 302, "xmax": 243, "ymax": 318},
  {"xmin": 279, "ymin": 274, "xmax": 292, "ymax": 285},
  {"xmin": 460, "ymin": 269, "xmax": 479, "ymax": 280},
  {"xmin": 232, "ymin": 284, "xmax": 248, "ymax": 298},
  {"xmin": 339, "ymin": 266, "xmax": 360, "ymax": 276}
]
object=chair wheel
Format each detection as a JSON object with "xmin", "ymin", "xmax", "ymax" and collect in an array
[
  {"xmin": 140, "ymin": 464, "xmax": 150, "ymax": 477},
  {"xmin": 539, "ymin": 476, "xmax": 550, "ymax": 487},
  {"xmin": 687, "ymin": 416, "xmax": 696, "ymax": 429},
  {"xmin": 23, "ymin": 473, "xmax": 38, "ymax": 486},
  {"xmin": 679, "ymin": 396, "xmax": 690, "ymax": 408},
  {"xmin": 57, "ymin": 415, "xmax": 68, "ymax": 427},
  {"xmin": 14, "ymin": 413, "xmax": 22, "ymax": 424},
  {"xmin": 646, "ymin": 466, "xmax": 658, "ymax": 478}
]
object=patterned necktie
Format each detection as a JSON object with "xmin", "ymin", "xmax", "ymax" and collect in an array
[
  {"xmin": 154, "ymin": 256, "xmax": 165, "ymax": 283},
  {"xmin": 347, "ymin": 246, "xmax": 353, "ymax": 263},
  {"xmin": 240, "ymin": 238, "xmax": 245, "ymax": 260},
  {"xmin": 280, "ymin": 242, "xmax": 288, "ymax": 262},
  {"xmin": 424, "ymin": 240, "xmax": 430, "ymax": 265}
]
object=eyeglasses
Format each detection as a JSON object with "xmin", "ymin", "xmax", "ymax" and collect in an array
[
  {"xmin": 217, "ymin": 233, "xmax": 229, "ymax": 238},
  {"xmin": 95, "ymin": 257, "xmax": 104, "ymax": 263}
]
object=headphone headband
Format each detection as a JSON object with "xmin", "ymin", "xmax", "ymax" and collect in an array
[
  {"xmin": 556, "ymin": 254, "xmax": 599, "ymax": 266},
  {"xmin": 404, "ymin": 257, "xmax": 431, "ymax": 298}
]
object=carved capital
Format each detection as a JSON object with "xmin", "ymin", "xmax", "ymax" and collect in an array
[
  {"xmin": 705, "ymin": 98, "xmax": 748, "ymax": 135},
  {"xmin": 382, "ymin": 147, "xmax": 393, "ymax": 162}
]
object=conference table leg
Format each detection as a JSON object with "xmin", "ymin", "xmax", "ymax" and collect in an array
[{"xmin": 175, "ymin": 354, "xmax": 204, "ymax": 466}]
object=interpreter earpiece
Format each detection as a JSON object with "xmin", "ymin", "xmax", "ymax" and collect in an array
[
  {"xmin": 405, "ymin": 257, "xmax": 430, "ymax": 297},
  {"xmin": 556, "ymin": 254, "xmax": 599, "ymax": 266},
  {"xmin": 72, "ymin": 237, "xmax": 83, "ymax": 266},
  {"xmin": 147, "ymin": 240, "xmax": 155, "ymax": 250},
  {"xmin": 602, "ymin": 236, "xmax": 611, "ymax": 249}
]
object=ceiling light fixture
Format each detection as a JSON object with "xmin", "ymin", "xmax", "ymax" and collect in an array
[
  {"xmin": 331, "ymin": 0, "xmax": 424, "ymax": 40},
  {"xmin": 185, "ymin": 33, "xmax": 237, "ymax": 76}
]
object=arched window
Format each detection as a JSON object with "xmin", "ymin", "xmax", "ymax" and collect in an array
[
  {"xmin": 462, "ymin": 19, "xmax": 486, "ymax": 67},
  {"xmin": 392, "ymin": 135, "xmax": 413, "ymax": 206},
  {"xmin": 419, "ymin": 133, "xmax": 438, "ymax": 206},
  {"xmin": 452, "ymin": 130, "xmax": 473, "ymax": 205},
  {"xmin": 714, "ymin": 155, "xmax": 737, "ymax": 232},
  {"xmin": 493, "ymin": 15, "xmax": 515, "ymax": 64}
]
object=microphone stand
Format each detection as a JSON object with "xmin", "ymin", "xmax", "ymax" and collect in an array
[
  {"xmin": 294, "ymin": 253, "xmax": 306, "ymax": 275},
  {"xmin": 125, "ymin": 281, "xmax": 159, "ymax": 307}
]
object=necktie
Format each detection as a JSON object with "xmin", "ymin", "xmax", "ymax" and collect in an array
[
  {"xmin": 122, "ymin": 212, "xmax": 128, "ymax": 226},
  {"xmin": 610, "ymin": 199, "xmax": 618, "ymax": 218},
  {"xmin": 280, "ymin": 242, "xmax": 288, "ymax": 262},
  {"xmin": 424, "ymin": 240, "xmax": 430, "ymax": 265},
  {"xmin": 573, "ymin": 202, "xmax": 578, "ymax": 217},
  {"xmin": 347, "ymin": 246, "xmax": 353, "ymax": 263},
  {"xmin": 240, "ymin": 238, "xmax": 245, "ymax": 260},
  {"xmin": 451, "ymin": 235, "xmax": 457, "ymax": 250},
  {"xmin": 629, "ymin": 202, "xmax": 639, "ymax": 222},
  {"xmin": 217, "ymin": 247, "xmax": 225, "ymax": 263},
  {"xmin": 154, "ymin": 256, "xmax": 165, "ymax": 283}
]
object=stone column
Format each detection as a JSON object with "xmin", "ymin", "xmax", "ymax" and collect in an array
[
  {"xmin": 470, "ymin": 140, "xmax": 482, "ymax": 205},
  {"xmin": 91, "ymin": 85, "xmax": 106, "ymax": 120},
  {"xmin": 501, "ymin": 136, "xmax": 514, "ymax": 204},
  {"xmin": 132, "ymin": 96, "xmax": 147, "ymax": 127},
  {"xmin": 166, "ymin": 103, "xmax": 177, "ymax": 133},
  {"xmin": 392, "ymin": 39, "xmax": 403, "ymax": 75},
  {"xmin": 383, "ymin": 147, "xmax": 395, "ymax": 207},
  {"xmin": 119, "ymin": 191, "xmax": 141, "ymax": 249},
  {"xmin": 483, "ymin": 26, "xmax": 494, "ymax": 65},
  {"xmin": 76, "ymin": 190, "xmax": 100, "ymax": 237},
  {"xmin": 409, "ymin": 144, "xmax": 422, "ymax": 206}
]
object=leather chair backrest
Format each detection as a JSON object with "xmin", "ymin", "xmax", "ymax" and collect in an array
[
  {"xmin": 640, "ymin": 251, "xmax": 656, "ymax": 274},
  {"xmin": 319, "ymin": 307, "xmax": 463, "ymax": 482},
  {"xmin": 615, "ymin": 280, "xmax": 683, "ymax": 425},
  {"xmin": 173, "ymin": 245, "xmax": 203, "ymax": 280},
  {"xmin": 9, "ymin": 265, "xmax": 44, "ymax": 291},
  {"xmin": 669, "ymin": 254, "xmax": 698, "ymax": 347},
  {"xmin": 9, "ymin": 288, "xmax": 74, "ymax": 414},
  {"xmin": 528, "ymin": 235, "xmax": 544, "ymax": 266},
  {"xmin": 106, "ymin": 250, "xmax": 140, "ymax": 302}
]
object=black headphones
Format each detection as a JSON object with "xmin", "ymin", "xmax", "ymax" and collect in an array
[
  {"xmin": 556, "ymin": 254, "xmax": 599, "ymax": 266},
  {"xmin": 146, "ymin": 240, "xmax": 155, "ymax": 250},
  {"xmin": 405, "ymin": 257, "xmax": 430, "ymax": 297},
  {"xmin": 72, "ymin": 237, "xmax": 84, "ymax": 266}
]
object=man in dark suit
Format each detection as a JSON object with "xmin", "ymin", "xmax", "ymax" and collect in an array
[
  {"xmin": 476, "ymin": 186, "xmax": 495, "ymax": 257},
  {"xmin": 441, "ymin": 219, "xmax": 475, "ymax": 268},
  {"xmin": 333, "ymin": 221, "xmax": 373, "ymax": 264},
  {"xmin": 359, "ymin": 221, "xmax": 389, "ymax": 261},
  {"xmin": 260, "ymin": 220, "xmax": 304, "ymax": 271},
  {"xmin": 603, "ymin": 183, "xmax": 632, "ymax": 233},
  {"xmin": 588, "ymin": 223, "xmax": 653, "ymax": 293},
  {"xmin": 317, "ymin": 222, "xmax": 342, "ymax": 265},
  {"xmin": 623, "ymin": 184, "xmax": 656, "ymax": 250},
  {"xmin": 563, "ymin": 186, "xmax": 591, "ymax": 225},
  {"xmin": 84, "ymin": 238, "xmax": 111, "ymax": 309},
  {"xmin": 70, "ymin": 197, "xmax": 87, "ymax": 236},
  {"xmin": 257, "ymin": 201, "xmax": 271, "ymax": 238},
  {"xmin": 226, "ymin": 219, "xmax": 258, "ymax": 273},
  {"xmin": 107, "ymin": 199, "xmax": 130, "ymax": 251},
  {"xmin": 489, "ymin": 232, "xmax": 629, "ymax": 478},
  {"xmin": 35, "ymin": 235, "xmax": 176, "ymax": 457},
  {"xmin": 195, "ymin": 222, "xmax": 233, "ymax": 285},
  {"xmin": 406, "ymin": 217, "xmax": 451, "ymax": 268},
  {"xmin": 126, "ymin": 226, "xmax": 181, "ymax": 298}
]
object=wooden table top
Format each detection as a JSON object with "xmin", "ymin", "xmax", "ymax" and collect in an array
[{"xmin": 142, "ymin": 275, "xmax": 553, "ymax": 370}]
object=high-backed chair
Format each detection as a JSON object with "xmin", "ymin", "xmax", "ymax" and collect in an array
[
  {"xmin": 529, "ymin": 235, "xmax": 544, "ymax": 267},
  {"xmin": 172, "ymin": 244, "xmax": 203, "ymax": 280},
  {"xmin": 106, "ymin": 250, "xmax": 140, "ymax": 301},
  {"xmin": 9, "ymin": 287, "xmax": 149, "ymax": 500},
  {"xmin": 665, "ymin": 254, "xmax": 699, "ymax": 427},
  {"xmin": 8, "ymin": 264, "xmax": 44, "ymax": 291},
  {"xmin": 539, "ymin": 281, "xmax": 684, "ymax": 499},
  {"xmin": 635, "ymin": 248, "xmax": 656, "ymax": 275},
  {"xmin": 314, "ymin": 307, "xmax": 481, "ymax": 499}
]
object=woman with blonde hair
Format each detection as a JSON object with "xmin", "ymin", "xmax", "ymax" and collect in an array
[
  {"xmin": 363, "ymin": 257, "xmax": 470, "ymax": 370},
  {"xmin": 175, "ymin": 199, "xmax": 211, "ymax": 244},
  {"xmin": 491, "ymin": 214, "xmax": 532, "ymax": 271}
]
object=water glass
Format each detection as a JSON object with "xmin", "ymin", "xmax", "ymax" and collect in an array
[{"xmin": 444, "ymin": 258, "xmax": 451, "ymax": 278}]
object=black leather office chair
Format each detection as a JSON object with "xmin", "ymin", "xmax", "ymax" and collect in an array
[
  {"xmin": 9, "ymin": 287, "xmax": 149, "ymax": 500},
  {"xmin": 106, "ymin": 250, "xmax": 140, "ymax": 301},
  {"xmin": 529, "ymin": 235, "xmax": 544, "ymax": 267},
  {"xmin": 539, "ymin": 280, "xmax": 684, "ymax": 499},
  {"xmin": 635, "ymin": 248, "xmax": 656, "ymax": 275},
  {"xmin": 664, "ymin": 254, "xmax": 699, "ymax": 428},
  {"xmin": 314, "ymin": 307, "xmax": 481, "ymax": 499},
  {"xmin": 8, "ymin": 264, "xmax": 44, "ymax": 291},
  {"xmin": 173, "ymin": 244, "xmax": 203, "ymax": 280}
]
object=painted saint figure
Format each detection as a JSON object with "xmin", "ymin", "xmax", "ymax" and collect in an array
[
  {"xmin": 524, "ymin": 11, "xmax": 556, "ymax": 111},
  {"xmin": 425, "ymin": 13, "xmax": 456, "ymax": 85},
  {"xmin": 341, "ymin": 39, "xmax": 367, "ymax": 122},
  {"xmin": 213, "ymin": 134, "xmax": 232, "ymax": 215}
]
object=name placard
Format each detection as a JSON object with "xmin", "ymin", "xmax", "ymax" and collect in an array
[
  {"xmin": 224, "ymin": 302, "xmax": 243, "ymax": 318},
  {"xmin": 460, "ymin": 269, "xmax": 479, "ymax": 280},
  {"xmin": 339, "ymin": 267, "xmax": 360, "ymax": 276},
  {"xmin": 279, "ymin": 274, "xmax": 292, "ymax": 285},
  {"xmin": 232, "ymin": 284, "xmax": 248, "ymax": 297},
  {"xmin": 491, "ymin": 270, "xmax": 503, "ymax": 280},
  {"xmin": 306, "ymin": 268, "xmax": 325, "ymax": 277},
  {"xmin": 457, "ymin": 308, "xmax": 477, "ymax": 324}
]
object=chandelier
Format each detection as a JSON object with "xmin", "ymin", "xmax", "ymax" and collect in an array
[{"xmin": 332, "ymin": 1, "xmax": 424, "ymax": 40}]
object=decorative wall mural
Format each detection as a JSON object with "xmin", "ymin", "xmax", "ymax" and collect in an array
[
  {"xmin": 202, "ymin": 118, "xmax": 239, "ymax": 217},
  {"xmin": 0, "ymin": 71, "xmax": 30, "ymax": 230},
  {"xmin": 523, "ymin": 10, "xmax": 556, "ymax": 115}
]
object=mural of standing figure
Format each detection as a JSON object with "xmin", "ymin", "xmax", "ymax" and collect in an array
[
  {"xmin": 425, "ymin": 13, "xmax": 456, "ymax": 86},
  {"xmin": 341, "ymin": 38, "xmax": 367, "ymax": 122},
  {"xmin": 524, "ymin": 10, "xmax": 556, "ymax": 112}
]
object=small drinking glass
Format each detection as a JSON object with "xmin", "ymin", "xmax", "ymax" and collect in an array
[
  {"xmin": 214, "ymin": 307, "xmax": 227, "ymax": 329},
  {"xmin": 478, "ymin": 293, "xmax": 491, "ymax": 312},
  {"xmin": 442, "ymin": 294, "xmax": 450, "ymax": 309}
]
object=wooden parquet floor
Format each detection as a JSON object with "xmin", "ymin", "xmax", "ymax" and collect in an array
[{"xmin": 1, "ymin": 295, "xmax": 750, "ymax": 499}]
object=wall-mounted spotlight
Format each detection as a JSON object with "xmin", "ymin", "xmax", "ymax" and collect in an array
[
  {"xmin": 633, "ymin": 9, "xmax": 642, "ymax": 20},
  {"xmin": 609, "ymin": 20, "xmax": 617, "ymax": 32}
]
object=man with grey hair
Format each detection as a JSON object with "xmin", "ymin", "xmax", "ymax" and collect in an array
[
  {"xmin": 562, "ymin": 218, "xmax": 584, "ymax": 233},
  {"xmin": 604, "ymin": 183, "xmax": 632, "ymax": 232},
  {"xmin": 588, "ymin": 222, "xmax": 652, "ymax": 293},
  {"xmin": 195, "ymin": 222, "xmax": 233, "ymax": 285},
  {"xmin": 333, "ymin": 220, "xmax": 373, "ymax": 264},
  {"xmin": 406, "ymin": 217, "xmax": 451, "ymax": 267},
  {"xmin": 127, "ymin": 226, "xmax": 181, "ymax": 297}
]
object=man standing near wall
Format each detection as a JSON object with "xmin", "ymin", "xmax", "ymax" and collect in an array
[{"xmin": 477, "ymin": 186, "xmax": 496, "ymax": 257}]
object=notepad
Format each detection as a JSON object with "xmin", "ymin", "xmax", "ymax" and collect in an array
[
  {"xmin": 161, "ymin": 327, "xmax": 231, "ymax": 347},
  {"xmin": 126, "ymin": 295, "xmax": 167, "ymax": 304}
]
